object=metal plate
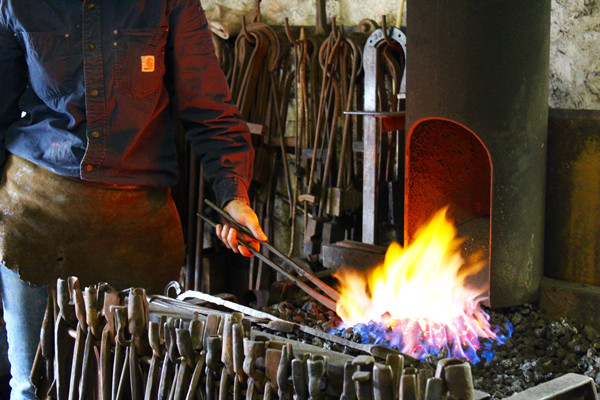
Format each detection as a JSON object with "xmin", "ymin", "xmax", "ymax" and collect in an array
[{"xmin": 505, "ymin": 373, "xmax": 599, "ymax": 400}]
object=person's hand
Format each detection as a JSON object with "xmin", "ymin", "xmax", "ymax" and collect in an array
[{"xmin": 216, "ymin": 199, "xmax": 267, "ymax": 257}]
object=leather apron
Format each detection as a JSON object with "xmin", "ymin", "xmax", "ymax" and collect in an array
[{"xmin": 0, "ymin": 155, "xmax": 185, "ymax": 294}]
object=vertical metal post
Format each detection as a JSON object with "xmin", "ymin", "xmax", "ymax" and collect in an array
[
  {"xmin": 362, "ymin": 43, "xmax": 379, "ymax": 244},
  {"xmin": 360, "ymin": 27, "xmax": 406, "ymax": 244}
]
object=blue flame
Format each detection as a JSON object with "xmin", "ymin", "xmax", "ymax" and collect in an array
[
  {"xmin": 478, "ymin": 317, "xmax": 513, "ymax": 363},
  {"xmin": 331, "ymin": 315, "xmax": 514, "ymax": 364}
]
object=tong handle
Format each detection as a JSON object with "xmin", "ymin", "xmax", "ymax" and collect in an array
[{"xmin": 203, "ymin": 199, "xmax": 341, "ymax": 302}]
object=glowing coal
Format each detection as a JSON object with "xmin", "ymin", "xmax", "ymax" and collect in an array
[{"xmin": 333, "ymin": 207, "xmax": 507, "ymax": 362}]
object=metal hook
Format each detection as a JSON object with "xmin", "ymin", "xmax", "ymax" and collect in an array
[
  {"xmin": 331, "ymin": 16, "xmax": 337, "ymax": 37},
  {"xmin": 240, "ymin": 15, "xmax": 254, "ymax": 43},
  {"xmin": 253, "ymin": 0, "xmax": 262, "ymax": 23},
  {"xmin": 163, "ymin": 280, "xmax": 182, "ymax": 298},
  {"xmin": 327, "ymin": 28, "xmax": 344, "ymax": 65},
  {"xmin": 359, "ymin": 18, "xmax": 379, "ymax": 35},
  {"xmin": 381, "ymin": 15, "xmax": 392, "ymax": 45},
  {"xmin": 284, "ymin": 17, "xmax": 300, "ymax": 47},
  {"xmin": 330, "ymin": 17, "xmax": 345, "ymax": 42},
  {"xmin": 381, "ymin": 15, "xmax": 402, "ymax": 49}
]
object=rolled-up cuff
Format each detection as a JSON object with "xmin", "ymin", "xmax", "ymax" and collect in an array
[{"xmin": 214, "ymin": 177, "xmax": 250, "ymax": 208}]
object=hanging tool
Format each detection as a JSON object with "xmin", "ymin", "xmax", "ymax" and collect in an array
[
  {"xmin": 99, "ymin": 284, "xmax": 119, "ymax": 400},
  {"xmin": 184, "ymin": 347, "xmax": 205, "ymax": 400},
  {"xmin": 68, "ymin": 286, "xmax": 87, "ymax": 400},
  {"xmin": 172, "ymin": 328, "xmax": 196, "ymax": 400},
  {"xmin": 283, "ymin": 19, "xmax": 310, "ymax": 257},
  {"xmin": 157, "ymin": 319, "xmax": 177, "ymax": 400},
  {"xmin": 55, "ymin": 278, "xmax": 77, "ymax": 400},
  {"xmin": 299, "ymin": 21, "xmax": 345, "ymax": 259},
  {"xmin": 325, "ymin": 33, "xmax": 362, "ymax": 218},
  {"xmin": 127, "ymin": 288, "xmax": 148, "ymax": 400},
  {"xmin": 205, "ymin": 335, "xmax": 223, "ymax": 400},
  {"xmin": 144, "ymin": 322, "xmax": 163, "ymax": 400},
  {"xmin": 30, "ymin": 289, "xmax": 56, "ymax": 399}
]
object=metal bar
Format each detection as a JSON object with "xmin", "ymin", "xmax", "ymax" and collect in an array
[
  {"xmin": 361, "ymin": 40, "xmax": 379, "ymax": 244},
  {"xmin": 504, "ymin": 373, "xmax": 599, "ymax": 400},
  {"xmin": 203, "ymin": 199, "xmax": 340, "ymax": 302},
  {"xmin": 359, "ymin": 26, "xmax": 407, "ymax": 244},
  {"xmin": 344, "ymin": 111, "xmax": 405, "ymax": 116},
  {"xmin": 170, "ymin": 292, "xmax": 285, "ymax": 323},
  {"xmin": 194, "ymin": 166, "xmax": 205, "ymax": 292},
  {"xmin": 185, "ymin": 150, "xmax": 198, "ymax": 291}
]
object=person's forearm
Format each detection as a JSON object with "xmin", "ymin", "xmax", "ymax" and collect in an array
[{"xmin": 166, "ymin": 0, "xmax": 254, "ymax": 206}]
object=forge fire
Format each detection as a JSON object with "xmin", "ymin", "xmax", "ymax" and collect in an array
[{"xmin": 333, "ymin": 207, "xmax": 509, "ymax": 363}]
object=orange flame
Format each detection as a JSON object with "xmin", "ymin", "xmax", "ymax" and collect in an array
[{"xmin": 334, "ymin": 207, "xmax": 496, "ymax": 360}]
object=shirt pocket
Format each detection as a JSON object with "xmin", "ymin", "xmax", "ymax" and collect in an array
[
  {"xmin": 115, "ymin": 27, "xmax": 168, "ymax": 96},
  {"xmin": 19, "ymin": 32, "xmax": 73, "ymax": 102}
]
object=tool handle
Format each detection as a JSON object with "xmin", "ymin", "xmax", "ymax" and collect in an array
[
  {"xmin": 84, "ymin": 286, "xmax": 99, "ymax": 338},
  {"xmin": 128, "ymin": 288, "xmax": 147, "ymax": 338},
  {"xmin": 73, "ymin": 287, "xmax": 87, "ymax": 330},
  {"xmin": 176, "ymin": 328, "xmax": 196, "ymax": 368}
]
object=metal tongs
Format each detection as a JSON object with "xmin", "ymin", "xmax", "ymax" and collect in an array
[{"xmin": 199, "ymin": 199, "xmax": 340, "ymax": 312}]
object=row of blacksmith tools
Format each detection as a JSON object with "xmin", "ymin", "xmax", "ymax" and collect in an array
[{"xmin": 30, "ymin": 276, "xmax": 484, "ymax": 399}]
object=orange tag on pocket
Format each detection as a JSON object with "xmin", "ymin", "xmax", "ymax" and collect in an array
[{"xmin": 141, "ymin": 55, "xmax": 155, "ymax": 72}]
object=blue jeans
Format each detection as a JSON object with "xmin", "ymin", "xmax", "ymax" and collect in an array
[{"xmin": 0, "ymin": 264, "xmax": 47, "ymax": 399}]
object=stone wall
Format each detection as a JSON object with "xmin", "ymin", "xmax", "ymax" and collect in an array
[
  {"xmin": 201, "ymin": 0, "xmax": 405, "ymax": 28},
  {"xmin": 201, "ymin": 0, "xmax": 600, "ymax": 109},
  {"xmin": 550, "ymin": 0, "xmax": 600, "ymax": 109}
]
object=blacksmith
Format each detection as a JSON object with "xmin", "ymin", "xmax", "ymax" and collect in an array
[{"xmin": 0, "ymin": 0, "xmax": 266, "ymax": 397}]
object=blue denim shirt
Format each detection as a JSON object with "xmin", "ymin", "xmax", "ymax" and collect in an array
[{"xmin": 0, "ymin": 0, "xmax": 253, "ymax": 206}]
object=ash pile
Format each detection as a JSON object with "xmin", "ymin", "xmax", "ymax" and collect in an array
[{"xmin": 475, "ymin": 305, "xmax": 600, "ymax": 398}]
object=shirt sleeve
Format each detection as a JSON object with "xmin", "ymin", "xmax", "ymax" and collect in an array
[
  {"xmin": 165, "ymin": 0, "xmax": 254, "ymax": 207},
  {"xmin": 0, "ymin": 16, "xmax": 27, "ymax": 170}
]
